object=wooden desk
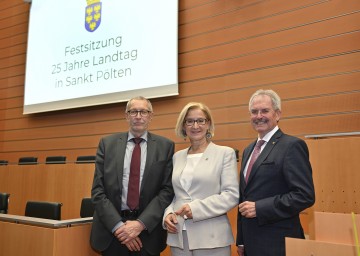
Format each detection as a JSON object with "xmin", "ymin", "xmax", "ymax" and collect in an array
[
  {"xmin": 286, "ymin": 212, "xmax": 360, "ymax": 256},
  {"xmin": 0, "ymin": 214, "xmax": 100, "ymax": 256},
  {"xmin": 0, "ymin": 163, "xmax": 94, "ymax": 219},
  {"xmin": 286, "ymin": 238, "xmax": 357, "ymax": 256},
  {"xmin": 311, "ymin": 211, "xmax": 360, "ymax": 244}
]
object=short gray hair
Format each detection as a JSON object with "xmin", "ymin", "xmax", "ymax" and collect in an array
[
  {"xmin": 125, "ymin": 96, "xmax": 153, "ymax": 112},
  {"xmin": 249, "ymin": 89, "xmax": 281, "ymax": 111}
]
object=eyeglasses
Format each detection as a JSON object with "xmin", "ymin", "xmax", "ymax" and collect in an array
[
  {"xmin": 250, "ymin": 109, "xmax": 272, "ymax": 116},
  {"xmin": 127, "ymin": 109, "xmax": 151, "ymax": 117},
  {"xmin": 184, "ymin": 118, "xmax": 208, "ymax": 126}
]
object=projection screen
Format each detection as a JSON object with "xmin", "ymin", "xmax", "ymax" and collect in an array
[{"xmin": 23, "ymin": 0, "xmax": 178, "ymax": 114}]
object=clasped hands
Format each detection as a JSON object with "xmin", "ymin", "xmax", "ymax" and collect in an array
[
  {"xmin": 113, "ymin": 220, "xmax": 144, "ymax": 251},
  {"xmin": 164, "ymin": 204, "xmax": 192, "ymax": 233},
  {"xmin": 238, "ymin": 201, "xmax": 256, "ymax": 218}
]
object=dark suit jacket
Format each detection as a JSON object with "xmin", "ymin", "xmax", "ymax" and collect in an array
[
  {"xmin": 236, "ymin": 129, "xmax": 315, "ymax": 256},
  {"xmin": 90, "ymin": 132, "xmax": 174, "ymax": 255}
]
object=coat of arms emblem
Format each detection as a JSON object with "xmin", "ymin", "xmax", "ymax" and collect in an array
[{"xmin": 85, "ymin": 0, "xmax": 102, "ymax": 32}]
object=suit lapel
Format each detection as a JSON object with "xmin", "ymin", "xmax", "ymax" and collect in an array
[
  {"xmin": 246, "ymin": 130, "xmax": 283, "ymax": 185},
  {"xmin": 241, "ymin": 141, "xmax": 256, "ymax": 191},
  {"xmin": 140, "ymin": 132, "xmax": 155, "ymax": 192},
  {"xmin": 116, "ymin": 133, "xmax": 128, "ymax": 206}
]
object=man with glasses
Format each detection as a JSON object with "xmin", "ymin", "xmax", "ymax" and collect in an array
[
  {"xmin": 91, "ymin": 96, "xmax": 175, "ymax": 256},
  {"xmin": 236, "ymin": 89, "xmax": 315, "ymax": 256}
]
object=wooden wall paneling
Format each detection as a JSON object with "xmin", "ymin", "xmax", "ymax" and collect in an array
[
  {"xmin": 283, "ymin": 93, "xmax": 360, "ymax": 117},
  {"xmin": 307, "ymin": 137, "xmax": 360, "ymax": 214},
  {"xmin": 179, "ymin": 0, "xmax": 217, "ymax": 11},
  {"xmin": 179, "ymin": 54, "xmax": 360, "ymax": 90},
  {"xmin": 0, "ymin": 108, "xmax": 21, "ymax": 121},
  {"xmin": 164, "ymin": 89, "xmax": 360, "ymax": 134},
  {"xmin": 0, "ymin": 12, "xmax": 28, "ymax": 30},
  {"xmin": 0, "ymin": 4, "xmax": 358, "ymax": 249},
  {"xmin": 179, "ymin": 0, "xmax": 266, "ymax": 25},
  {"xmin": 1, "ymin": 119, "xmax": 125, "ymax": 141},
  {"xmin": 179, "ymin": 1, "xmax": 359, "ymax": 60},
  {"xmin": 180, "ymin": 34, "xmax": 360, "ymax": 82},
  {"xmin": 3, "ymin": 93, "xmax": 359, "ymax": 160},
  {"xmin": 197, "ymin": 112, "xmax": 360, "ymax": 144},
  {"xmin": 224, "ymin": 79, "xmax": 360, "ymax": 117},
  {"xmin": 0, "ymin": 53, "xmax": 25, "ymax": 68},
  {"xmin": 0, "ymin": 94, "xmax": 21, "ymax": 111},
  {"xmin": 0, "ymin": 85, "xmax": 23, "ymax": 99},
  {"xmin": 0, "ymin": 34, "xmax": 28, "ymax": 51},
  {"xmin": 0, "ymin": 45, "xmax": 26, "ymax": 61},
  {"xmin": 0, "ymin": 102, "xmax": 128, "ymax": 128},
  {"xmin": 279, "ymin": 113, "xmax": 360, "ymax": 136},
  {"xmin": 214, "ymin": 94, "xmax": 358, "ymax": 132},
  {"xmin": 0, "ymin": 148, "xmax": 98, "ymax": 164},
  {"xmin": 0, "ymin": 75, "xmax": 25, "ymax": 89},
  {"xmin": 0, "ymin": 1, "xmax": 29, "ymax": 15},
  {"xmin": 0, "ymin": 23, "xmax": 28, "ymax": 40},
  {"xmin": 2, "ymin": 134, "xmax": 103, "ymax": 152},
  {"xmin": 179, "ymin": 0, "xmax": 324, "ymax": 40},
  {"xmin": 179, "ymin": 53, "xmax": 360, "ymax": 98},
  {"xmin": 0, "ymin": 65, "xmax": 25, "ymax": 78},
  {"xmin": 179, "ymin": 0, "xmax": 360, "ymax": 52},
  {"xmin": 180, "ymin": 15, "xmax": 360, "ymax": 67}
]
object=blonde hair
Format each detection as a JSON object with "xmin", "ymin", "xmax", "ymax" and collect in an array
[{"xmin": 175, "ymin": 102, "xmax": 215, "ymax": 139}]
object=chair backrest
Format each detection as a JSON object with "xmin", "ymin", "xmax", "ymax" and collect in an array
[
  {"xmin": 25, "ymin": 201, "xmax": 62, "ymax": 220},
  {"xmin": 18, "ymin": 157, "xmax": 38, "ymax": 165},
  {"xmin": 0, "ymin": 160, "xmax": 8, "ymax": 166},
  {"xmin": 0, "ymin": 193, "xmax": 10, "ymax": 214},
  {"xmin": 45, "ymin": 156, "xmax": 66, "ymax": 164},
  {"xmin": 76, "ymin": 155, "xmax": 96, "ymax": 164},
  {"xmin": 80, "ymin": 197, "xmax": 94, "ymax": 218}
]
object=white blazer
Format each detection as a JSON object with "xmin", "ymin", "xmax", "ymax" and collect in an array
[{"xmin": 163, "ymin": 142, "xmax": 239, "ymax": 250}]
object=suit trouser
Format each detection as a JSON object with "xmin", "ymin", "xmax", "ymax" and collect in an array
[
  {"xmin": 170, "ymin": 231, "xmax": 231, "ymax": 256},
  {"xmin": 102, "ymin": 237, "xmax": 159, "ymax": 256},
  {"xmin": 102, "ymin": 212, "xmax": 160, "ymax": 256}
]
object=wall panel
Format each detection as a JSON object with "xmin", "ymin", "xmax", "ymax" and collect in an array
[
  {"xmin": 0, "ymin": 0, "xmax": 358, "ymax": 175},
  {"xmin": 0, "ymin": 1, "xmax": 359, "ymax": 255}
]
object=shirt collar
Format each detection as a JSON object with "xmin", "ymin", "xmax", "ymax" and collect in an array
[
  {"xmin": 128, "ymin": 131, "xmax": 148, "ymax": 142},
  {"xmin": 258, "ymin": 126, "xmax": 279, "ymax": 143}
]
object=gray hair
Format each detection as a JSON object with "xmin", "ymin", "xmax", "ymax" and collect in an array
[
  {"xmin": 249, "ymin": 89, "xmax": 281, "ymax": 111},
  {"xmin": 125, "ymin": 96, "xmax": 153, "ymax": 112}
]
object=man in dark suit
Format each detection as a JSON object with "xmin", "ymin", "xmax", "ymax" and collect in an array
[
  {"xmin": 90, "ymin": 96, "xmax": 175, "ymax": 256},
  {"xmin": 236, "ymin": 89, "xmax": 315, "ymax": 256}
]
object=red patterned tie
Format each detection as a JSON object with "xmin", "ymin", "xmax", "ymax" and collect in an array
[
  {"xmin": 127, "ymin": 138, "xmax": 142, "ymax": 210},
  {"xmin": 245, "ymin": 140, "xmax": 265, "ymax": 183}
]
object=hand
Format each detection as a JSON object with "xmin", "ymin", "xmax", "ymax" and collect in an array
[
  {"xmin": 164, "ymin": 213, "xmax": 178, "ymax": 233},
  {"xmin": 238, "ymin": 201, "xmax": 256, "ymax": 218},
  {"xmin": 114, "ymin": 220, "xmax": 144, "ymax": 244},
  {"xmin": 237, "ymin": 246, "xmax": 245, "ymax": 256},
  {"xmin": 124, "ymin": 237, "xmax": 142, "ymax": 251},
  {"xmin": 174, "ymin": 204, "xmax": 193, "ymax": 219}
]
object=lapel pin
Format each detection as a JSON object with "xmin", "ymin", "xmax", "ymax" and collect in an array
[{"xmin": 272, "ymin": 141, "xmax": 276, "ymax": 145}]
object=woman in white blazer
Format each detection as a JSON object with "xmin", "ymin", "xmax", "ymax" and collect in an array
[{"xmin": 163, "ymin": 102, "xmax": 239, "ymax": 256}]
